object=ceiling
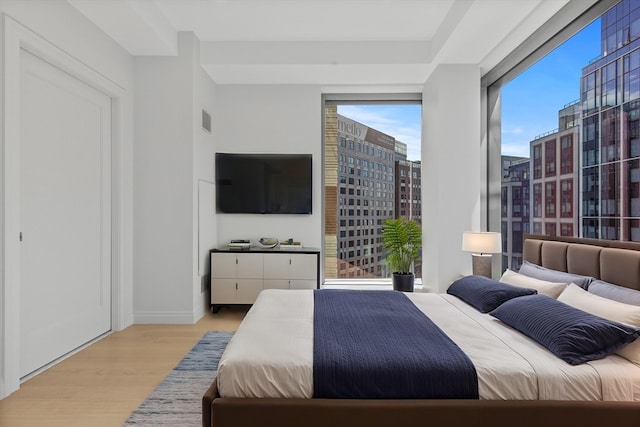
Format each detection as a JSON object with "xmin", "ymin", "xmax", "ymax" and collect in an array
[{"xmin": 67, "ymin": 0, "xmax": 574, "ymax": 87}]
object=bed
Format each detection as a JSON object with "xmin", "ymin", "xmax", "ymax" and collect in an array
[{"xmin": 203, "ymin": 234, "xmax": 640, "ymax": 427}]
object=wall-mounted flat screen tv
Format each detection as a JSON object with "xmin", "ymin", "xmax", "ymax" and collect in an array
[{"xmin": 215, "ymin": 153, "xmax": 312, "ymax": 214}]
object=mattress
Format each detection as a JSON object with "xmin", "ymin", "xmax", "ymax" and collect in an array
[{"xmin": 217, "ymin": 289, "xmax": 640, "ymax": 401}]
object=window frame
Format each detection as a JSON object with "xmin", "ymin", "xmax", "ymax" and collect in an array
[
  {"xmin": 322, "ymin": 94, "xmax": 422, "ymax": 283},
  {"xmin": 480, "ymin": 0, "xmax": 619, "ymax": 270},
  {"xmin": 484, "ymin": 0, "xmax": 618, "ymax": 244}
]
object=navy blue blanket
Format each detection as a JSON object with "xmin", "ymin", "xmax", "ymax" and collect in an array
[{"xmin": 313, "ymin": 290, "xmax": 479, "ymax": 399}]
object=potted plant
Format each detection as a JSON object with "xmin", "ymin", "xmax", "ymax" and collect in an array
[{"xmin": 381, "ymin": 217, "xmax": 422, "ymax": 292}]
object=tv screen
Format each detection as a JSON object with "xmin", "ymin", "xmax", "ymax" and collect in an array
[{"xmin": 215, "ymin": 153, "xmax": 312, "ymax": 214}]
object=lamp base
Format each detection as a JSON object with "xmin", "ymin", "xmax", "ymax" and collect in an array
[{"xmin": 472, "ymin": 254, "xmax": 493, "ymax": 278}]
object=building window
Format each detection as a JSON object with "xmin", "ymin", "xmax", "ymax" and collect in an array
[
  {"xmin": 560, "ymin": 179, "xmax": 573, "ymax": 218},
  {"xmin": 582, "ymin": 115, "xmax": 600, "ymax": 167},
  {"xmin": 601, "ymin": 162, "xmax": 620, "ymax": 216},
  {"xmin": 626, "ymin": 159, "xmax": 640, "ymax": 217},
  {"xmin": 545, "ymin": 139, "xmax": 556, "ymax": 177},
  {"xmin": 560, "ymin": 135, "xmax": 573, "ymax": 175},
  {"xmin": 601, "ymin": 107, "xmax": 620, "ymax": 163},
  {"xmin": 623, "ymin": 49, "xmax": 640, "ymax": 102},
  {"xmin": 533, "ymin": 183, "xmax": 542, "ymax": 218},
  {"xmin": 545, "ymin": 182, "xmax": 556, "ymax": 217},
  {"xmin": 512, "ymin": 187, "xmax": 522, "ymax": 218},
  {"xmin": 512, "ymin": 222, "xmax": 522, "ymax": 256},
  {"xmin": 533, "ymin": 144, "xmax": 542, "ymax": 179},
  {"xmin": 601, "ymin": 60, "xmax": 619, "ymax": 108},
  {"xmin": 601, "ymin": 218, "xmax": 620, "ymax": 239},
  {"xmin": 626, "ymin": 219, "xmax": 640, "ymax": 240},
  {"xmin": 625, "ymin": 99, "xmax": 640, "ymax": 158},
  {"xmin": 582, "ymin": 166, "xmax": 599, "ymax": 217},
  {"xmin": 533, "ymin": 222, "xmax": 542, "ymax": 234},
  {"xmin": 583, "ymin": 71, "xmax": 599, "ymax": 115},
  {"xmin": 545, "ymin": 222, "xmax": 557, "ymax": 236},
  {"xmin": 561, "ymin": 223, "xmax": 574, "ymax": 236},
  {"xmin": 583, "ymin": 218, "xmax": 599, "ymax": 239}
]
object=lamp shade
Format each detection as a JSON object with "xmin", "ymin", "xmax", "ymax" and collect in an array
[{"xmin": 462, "ymin": 231, "xmax": 502, "ymax": 254}]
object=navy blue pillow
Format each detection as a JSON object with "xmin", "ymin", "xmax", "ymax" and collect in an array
[
  {"xmin": 447, "ymin": 275, "xmax": 537, "ymax": 313},
  {"xmin": 490, "ymin": 294, "xmax": 640, "ymax": 365}
]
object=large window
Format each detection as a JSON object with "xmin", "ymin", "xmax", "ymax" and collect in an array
[
  {"xmin": 560, "ymin": 135, "xmax": 574, "ymax": 174},
  {"xmin": 498, "ymin": 0, "xmax": 640, "ymax": 272},
  {"xmin": 545, "ymin": 182, "xmax": 557, "ymax": 217},
  {"xmin": 560, "ymin": 179, "xmax": 573, "ymax": 218},
  {"xmin": 533, "ymin": 144, "xmax": 542, "ymax": 179},
  {"xmin": 545, "ymin": 140, "xmax": 556, "ymax": 177},
  {"xmin": 323, "ymin": 100, "xmax": 422, "ymax": 281}
]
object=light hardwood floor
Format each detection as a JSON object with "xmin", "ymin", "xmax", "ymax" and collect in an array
[{"xmin": 0, "ymin": 306, "xmax": 247, "ymax": 427}]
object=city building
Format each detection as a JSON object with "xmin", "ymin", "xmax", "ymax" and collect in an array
[
  {"xmin": 502, "ymin": 100, "xmax": 580, "ymax": 271},
  {"xmin": 395, "ymin": 158, "xmax": 422, "ymax": 277},
  {"xmin": 332, "ymin": 115, "xmax": 423, "ymax": 279},
  {"xmin": 395, "ymin": 141, "xmax": 408, "ymax": 161},
  {"xmin": 530, "ymin": 101, "xmax": 581, "ymax": 238},
  {"xmin": 503, "ymin": 0, "xmax": 640, "ymax": 257},
  {"xmin": 394, "ymin": 159, "xmax": 422, "ymax": 223},
  {"xmin": 501, "ymin": 155, "xmax": 527, "ymax": 178},
  {"xmin": 579, "ymin": 0, "xmax": 640, "ymax": 240},
  {"xmin": 336, "ymin": 114, "xmax": 397, "ymax": 278},
  {"xmin": 501, "ymin": 157, "xmax": 530, "ymax": 271}
]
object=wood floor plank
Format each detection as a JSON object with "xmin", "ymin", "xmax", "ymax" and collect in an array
[{"xmin": 0, "ymin": 306, "xmax": 246, "ymax": 427}]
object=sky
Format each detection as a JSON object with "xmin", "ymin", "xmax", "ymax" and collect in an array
[
  {"xmin": 501, "ymin": 18, "xmax": 601, "ymax": 158},
  {"xmin": 337, "ymin": 17, "xmax": 601, "ymax": 161},
  {"xmin": 337, "ymin": 104, "xmax": 422, "ymax": 161}
]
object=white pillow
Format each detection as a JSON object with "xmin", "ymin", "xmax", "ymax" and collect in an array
[
  {"xmin": 499, "ymin": 269, "xmax": 567, "ymax": 299},
  {"xmin": 558, "ymin": 284, "xmax": 640, "ymax": 365}
]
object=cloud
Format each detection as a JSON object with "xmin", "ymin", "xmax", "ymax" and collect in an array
[
  {"xmin": 338, "ymin": 105, "xmax": 397, "ymax": 129},
  {"xmin": 503, "ymin": 126, "xmax": 525, "ymax": 135},
  {"xmin": 501, "ymin": 142, "xmax": 530, "ymax": 158},
  {"xmin": 338, "ymin": 105, "xmax": 422, "ymax": 160}
]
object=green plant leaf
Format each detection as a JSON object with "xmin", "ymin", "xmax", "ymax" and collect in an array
[{"xmin": 381, "ymin": 217, "xmax": 422, "ymax": 274}]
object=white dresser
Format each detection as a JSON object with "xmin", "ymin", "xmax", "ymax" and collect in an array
[{"xmin": 210, "ymin": 248, "xmax": 320, "ymax": 312}]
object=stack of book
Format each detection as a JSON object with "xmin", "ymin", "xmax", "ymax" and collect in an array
[{"xmin": 228, "ymin": 239, "xmax": 251, "ymax": 248}]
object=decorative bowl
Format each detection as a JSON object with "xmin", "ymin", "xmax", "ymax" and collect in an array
[{"xmin": 258, "ymin": 237, "xmax": 279, "ymax": 248}]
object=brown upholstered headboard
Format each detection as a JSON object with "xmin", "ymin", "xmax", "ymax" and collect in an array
[{"xmin": 522, "ymin": 234, "xmax": 640, "ymax": 291}]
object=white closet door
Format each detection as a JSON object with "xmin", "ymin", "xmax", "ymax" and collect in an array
[{"xmin": 19, "ymin": 49, "xmax": 112, "ymax": 377}]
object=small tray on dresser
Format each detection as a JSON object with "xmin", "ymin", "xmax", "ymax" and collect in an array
[{"xmin": 279, "ymin": 243, "xmax": 303, "ymax": 249}]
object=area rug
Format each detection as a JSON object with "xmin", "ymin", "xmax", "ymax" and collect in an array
[{"xmin": 123, "ymin": 331, "xmax": 233, "ymax": 426}]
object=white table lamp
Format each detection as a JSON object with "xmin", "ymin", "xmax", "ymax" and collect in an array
[{"xmin": 462, "ymin": 232, "xmax": 502, "ymax": 278}]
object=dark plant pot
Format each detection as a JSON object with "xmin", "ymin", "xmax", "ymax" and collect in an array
[{"xmin": 392, "ymin": 272, "xmax": 414, "ymax": 292}]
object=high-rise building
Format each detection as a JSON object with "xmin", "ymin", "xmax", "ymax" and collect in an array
[
  {"xmin": 501, "ymin": 156, "xmax": 527, "ymax": 178},
  {"xmin": 394, "ymin": 159, "xmax": 422, "ymax": 223},
  {"xmin": 336, "ymin": 114, "xmax": 397, "ymax": 278},
  {"xmin": 501, "ymin": 157, "xmax": 530, "ymax": 271},
  {"xmin": 530, "ymin": 101, "xmax": 581, "ymax": 238},
  {"xmin": 579, "ymin": 0, "xmax": 640, "ymax": 240},
  {"xmin": 333, "ymin": 115, "xmax": 423, "ymax": 279},
  {"xmin": 395, "ymin": 158, "xmax": 422, "ymax": 278},
  {"xmin": 395, "ymin": 141, "xmax": 408, "ymax": 161},
  {"xmin": 502, "ymin": 101, "xmax": 579, "ymax": 271}
]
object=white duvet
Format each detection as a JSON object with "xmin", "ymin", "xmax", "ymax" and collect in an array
[{"xmin": 217, "ymin": 289, "xmax": 640, "ymax": 401}]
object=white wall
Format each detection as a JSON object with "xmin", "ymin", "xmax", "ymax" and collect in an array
[
  {"xmin": 133, "ymin": 32, "xmax": 216, "ymax": 323},
  {"xmin": 214, "ymin": 85, "xmax": 323, "ymax": 249},
  {"xmin": 422, "ymin": 64, "xmax": 482, "ymax": 292},
  {"xmin": 0, "ymin": 0, "xmax": 134, "ymax": 399},
  {"xmin": 214, "ymin": 81, "xmax": 485, "ymax": 290},
  {"xmin": 192, "ymin": 44, "xmax": 217, "ymax": 318},
  {"xmin": 0, "ymin": 1, "xmax": 132, "ymax": 86}
]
